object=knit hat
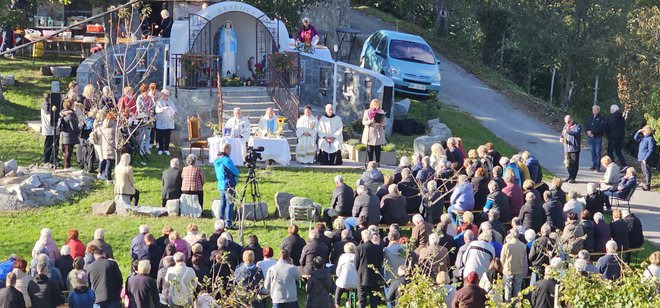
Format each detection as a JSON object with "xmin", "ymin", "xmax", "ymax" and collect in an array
[{"xmin": 465, "ymin": 271, "xmax": 479, "ymax": 284}]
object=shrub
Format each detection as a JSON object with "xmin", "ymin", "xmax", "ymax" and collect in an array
[
  {"xmin": 346, "ymin": 138, "xmax": 360, "ymax": 146},
  {"xmin": 355, "ymin": 143, "xmax": 368, "ymax": 151},
  {"xmin": 382, "ymin": 143, "xmax": 397, "ymax": 152}
]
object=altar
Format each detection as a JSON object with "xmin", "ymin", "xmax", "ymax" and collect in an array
[
  {"xmin": 207, "ymin": 136, "xmax": 245, "ymax": 166},
  {"xmin": 248, "ymin": 137, "xmax": 291, "ymax": 166}
]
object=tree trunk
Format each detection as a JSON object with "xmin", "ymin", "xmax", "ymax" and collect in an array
[
  {"xmin": 434, "ymin": 0, "xmax": 449, "ymax": 37},
  {"xmin": 0, "ymin": 84, "xmax": 4, "ymax": 102},
  {"xmin": 560, "ymin": 59, "xmax": 574, "ymax": 111},
  {"xmin": 526, "ymin": 57, "xmax": 532, "ymax": 94}
]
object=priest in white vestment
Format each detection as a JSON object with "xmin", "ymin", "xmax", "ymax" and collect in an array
[
  {"xmin": 295, "ymin": 106, "xmax": 318, "ymax": 164},
  {"xmin": 257, "ymin": 107, "xmax": 277, "ymax": 137},
  {"xmin": 224, "ymin": 107, "xmax": 251, "ymax": 144},
  {"xmin": 317, "ymin": 104, "xmax": 343, "ymax": 165}
]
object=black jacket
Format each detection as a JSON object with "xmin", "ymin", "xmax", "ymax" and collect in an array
[
  {"xmin": 243, "ymin": 243, "xmax": 264, "ymax": 263},
  {"xmin": 586, "ymin": 113, "xmax": 606, "ymax": 137},
  {"xmin": 518, "ymin": 200, "xmax": 545, "ymax": 232},
  {"xmin": 580, "ymin": 219, "xmax": 596, "ymax": 251},
  {"xmin": 585, "ymin": 192, "xmax": 608, "ymax": 215},
  {"xmin": 125, "ymin": 274, "xmax": 160, "ymax": 308},
  {"xmin": 397, "ymin": 177, "xmax": 421, "ymax": 214},
  {"xmin": 531, "ymin": 278, "xmax": 557, "ymax": 308},
  {"xmin": 472, "ymin": 176, "xmax": 489, "ymax": 211},
  {"xmin": 605, "ymin": 111, "xmax": 625, "ymax": 141},
  {"xmin": 352, "ymin": 190, "xmax": 381, "ymax": 226},
  {"xmin": 355, "ymin": 241, "xmax": 384, "ymax": 287},
  {"xmin": 54, "ymin": 255, "xmax": 73, "ymax": 289},
  {"xmin": 58, "ymin": 109, "xmax": 80, "ymax": 145},
  {"xmin": 624, "ymin": 214, "xmax": 644, "ymax": 248},
  {"xmin": 86, "ymin": 258, "xmax": 123, "ymax": 303},
  {"xmin": 281, "ymin": 234, "xmax": 306, "ymax": 267},
  {"xmin": 487, "ymin": 191, "xmax": 511, "ymax": 222},
  {"xmin": 305, "ymin": 268, "xmax": 334, "ymax": 308},
  {"xmin": 385, "ymin": 275, "xmax": 406, "ymax": 307},
  {"xmin": 30, "ymin": 274, "xmax": 64, "ymax": 308},
  {"xmin": 147, "ymin": 244, "xmax": 164, "ymax": 279},
  {"xmin": 161, "ymin": 167, "xmax": 182, "ymax": 200},
  {"xmin": 610, "ymin": 219, "xmax": 630, "ymax": 250},
  {"xmin": 0, "ymin": 286, "xmax": 26, "ymax": 308},
  {"xmin": 300, "ymin": 239, "xmax": 330, "ymax": 275},
  {"xmin": 331, "ymin": 184, "xmax": 355, "ymax": 217},
  {"xmin": 542, "ymin": 200, "xmax": 565, "ymax": 230},
  {"xmin": 380, "ymin": 193, "xmax": 408, "ymax": 225}
]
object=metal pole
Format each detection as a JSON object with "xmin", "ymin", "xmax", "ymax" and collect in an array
[
  {"xmin": 549, "ymin": 68, "xmax": 556, "ymax": 104},
  {"xmin": 593, "ymin": 75, "xmax": 599, "ymax": 105},
  {"xmin": 163, "ymin": 44, "xmax": 169, "ymax": 87},
  {"xmin": 500, "ymin": 32, "xmax": 505, "ymax": 67},
  {"xmin": 332, "ymin": 62, "xmax": 338, "ymax": 109}
]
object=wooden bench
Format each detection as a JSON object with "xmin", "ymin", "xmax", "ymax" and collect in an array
[
  {"xmin": 569, "ymin": 247, "xmax": 645, "ymax": 262},
  {"xmin": 378, "ymin": 223, "xmax": 415, "ymax": 230}
]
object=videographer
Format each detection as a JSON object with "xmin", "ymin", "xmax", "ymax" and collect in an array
[{"xmin": 214, "ymin": 143, "xmax": 240, "ymax": 230}]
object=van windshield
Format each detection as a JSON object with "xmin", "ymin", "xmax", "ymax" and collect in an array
[{"xmin": 389, "ymin": 40, "xmax": 435, "ymax": 65}]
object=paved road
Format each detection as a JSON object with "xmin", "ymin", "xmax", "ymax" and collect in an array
[{"xmin": 348, "ymin": 9, "xmax": 660, "ymax": 247}]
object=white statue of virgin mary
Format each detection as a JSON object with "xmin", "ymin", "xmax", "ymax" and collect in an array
[{"xmin": 220, "ymin": 20, "xmax": 237, "ymax": 77}]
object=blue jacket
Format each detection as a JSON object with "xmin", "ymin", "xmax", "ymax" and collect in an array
[
  {"xmin": 68, "ymin": 287, "xmax": 96, "ymax": 308},
  {"xmin": 214, "ymin": 153, "xmax": 240, "ymax": 190},
  {"xmin": 562, "ymin": 123, "xmax": 582, "ymax": 153},
  {"xmin": 450, "ymin": 183, "xmax": 475, "ymax": 211},
  {"xmin": 617, "ymin": 176, "xmax": 637, "ymax": 197},
  {"xmin": 634, "ymin": 131, "xmax": 656, "ymax": 162},
  {"xmin": 503, "ymin": 162, "xmax": 522, "ymax": 186},
  {"xmin": 525, "ymin": 157, "xmax": 542, "ymax": 184}
]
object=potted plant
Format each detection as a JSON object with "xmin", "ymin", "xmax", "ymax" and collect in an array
[
  {"xmin": 342, "ymin": 138, "xmax": 360, "ymax": 160},
  {"xmin": 380, "ymin": 143, "xmax": 397, "ymax": 166},
  {"xmin": 180, "ymin": 53, "xmax": 201, "ymax": 88},
  {"xmin": 355, "ymin": 143, "xmax": 368, "ymax": 163}
]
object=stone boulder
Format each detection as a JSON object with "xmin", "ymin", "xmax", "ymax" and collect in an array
[
  {"xmin": 166, "ymin": 200, "xmax": 180, "ymax": 217},
  {"xmin": 274, "ymin": 192, "xmax": 295, "ymax": 218},
  {"xmin": 429, "ymin": 122, "xmax": 452, "ymax": 140},
  {"xmin": 179, "ymin": 194, "xmax": 202, "ymax": 218},
  {"xmin": 238, "ymin": 202, "xmax": 269, "ymax": 221},
  {"xmin": 3, "ymin": 159, "xmax": 18, "ymax": 175},
  {"xmin": 23, "ymin": 175, "xmax": 42, "ymax": 189},
  {"xmin": 92, "ymin": 200, "xmax": 116, "ymax": 215},
  {"xmin": 125, "ymin": 205, "xmax": 168, "ymax": 218},
  {"xmin": 393, "ymin": 98, "xmax": 411, "ymax": 118},
  {"xmin": 211, "ymin": 199, "xmax": 221, "ymax": 219},
  {"xmin": 115, "ymin": 195, "xmax": 132, "ymax": 216}
]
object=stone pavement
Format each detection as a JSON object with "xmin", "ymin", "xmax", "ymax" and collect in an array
[{"xmin": 348, "ymin": 9, "xmax": 660, "ymax": 247}]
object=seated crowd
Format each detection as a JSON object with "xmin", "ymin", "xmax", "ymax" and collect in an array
[{"xmin": 1, "ymin": 140, "xmax": 656, "ymax": 308}]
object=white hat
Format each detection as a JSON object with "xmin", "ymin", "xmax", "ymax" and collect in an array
[{"xmin": 161, "ymin": 89, "xmax": 170, "ymax": 96}]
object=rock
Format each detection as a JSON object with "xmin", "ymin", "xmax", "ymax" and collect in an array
[
  {"xmin": 427, "ymin": 118, "xmax": 440, "ymax": 127},
  {"xmin": 115, "ymin": 195, "xmax": 132, "ymax": 216},
  {"xmin": 92, "ymin": 200, "xmax": 116, "ymax": 215},
  {"xmin": 55, "ymin": 190, "xmax": 68, "ymax": 202},
  {"xmin": 17, "ymin": 167, "xmax": 29, "ymax": 176},
  {"xmin": 31, "ymin": 188, "xmax": 46, "ymax": 196},
  {"xmin": 4, "ymin": 171, "xmax": 16, "ymax": 177},
  {"xmin": 166, "ymin": 200, "xmax": 180, "ymax": 217},
  {"xmin": 7, "ymin": 184, "xmax": 26, "ymax": 202},
  {"xmin": 42, "ymin": 176, "xmax": 61, "ymax": 186},
  {"xmin": 54, "ymin": 182, "xmax": 69, "ymax": 193},
  {"xmin": 66, "ymin": 179, "xmax": 82, "ymax": 191},
  {"xmin": 23, "ymin": 175, "xmax": 42, "ymax": 188},
  {"xmin": 43, "ymin": 190, "xmax": 55, "ymax": 205},
  {"xmin": 393, "ymin": 98, "xmax": 411, "ymax": 118},
  {"xmin": 238, "ymin": 202, "xmax": 269, "ymax": 221},
  {"xmin": 125, "ymin": 205, "xmax": 168, "ymax": 218},
  {"xmin": 429, "ymin": 122, "xmax": 451, "ymax": 139},
  {"xmin": 0, "ymin": 161, "xmax": 4, "ymax": 178},
  {"xmin": 0, "ymin": 194, "xmax": 22, "ymax": 211},
  {"xmin": 211, "ymin": 199, "xmax": 221, "ymax": 219},
  {"xmin": 274, "ymin": 192, "xmax": 295, "ymax": 218},
  {"xmin": 179, "ymin": 194, "xmax": 202, "ymax": 218},
  {"xmin": 413, "ymin": 134, "xmax": 452, "ymax": 156},
  {"xmin": 3, "ymin": 159, "xmax": 18, "ymax": 174}
]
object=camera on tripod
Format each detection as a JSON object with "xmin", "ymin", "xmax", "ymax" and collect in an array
[{"xmin": 244, "ymin": 146, "xmax": 264, "ymax": 167}]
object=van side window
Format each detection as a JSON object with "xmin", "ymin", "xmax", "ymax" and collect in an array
[
  {"xmin": 369, "ymin": 33, "xmax": 382, "ymax": 48},
  {"xmin": 376, "ymin": 37, "xmax": 388, "ymax": 55}
]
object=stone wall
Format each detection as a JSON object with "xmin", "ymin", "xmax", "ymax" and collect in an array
[
  {"xmin": 298, "ymin": 52, "xmax": 394, "ymax": 137},
  {"xmin": 76, "ymin": 38, "xmax": 169, "ymax": 90},
  {"xmin": 301, "ymin": 0, "xmax": 350, "ymax": 50}
]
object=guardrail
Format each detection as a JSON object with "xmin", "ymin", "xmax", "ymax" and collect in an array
[
  {"xmin": 171, "ymin": 53, "xmax": 220, "ymax": 98},
  {"xmin": 265, "ymin": 52, "xmax": 301, "ymax": 127}
]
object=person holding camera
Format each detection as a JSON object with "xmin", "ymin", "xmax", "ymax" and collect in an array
[{"xmin": 214, "ymin": 143, "xmax": 240, "ymax": 230}]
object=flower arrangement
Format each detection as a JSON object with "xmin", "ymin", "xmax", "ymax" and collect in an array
[
  {"xmin": 205, "ymin": 121, "xmax": 222, "ymax": 135},
  {"xmin": 275, "ymin": 116, "xmax": 286, "ymax": 137},
  {"xmin": 295, "ymin": 42, "xmax": 315, "ymax": 54},
  {"xmin": 222, "ymin": 76, "xmax": 243, "ymax": 87}
]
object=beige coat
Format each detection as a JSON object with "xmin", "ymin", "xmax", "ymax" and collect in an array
[
  {"xmin": 361, "ymin": 110, "xmax": 387, "ymax": 146},
  {"xmin": 114, "ymin": 165, "xmax": 136, "ymax": 195},
  {"xmin": 101, "ymin": 119, "xmax": 117, "ymax": 160}
]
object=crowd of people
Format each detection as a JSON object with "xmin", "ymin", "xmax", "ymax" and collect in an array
[{"xmin": 2, "ymin": 131, "xmax": 658, "ymax": 307}]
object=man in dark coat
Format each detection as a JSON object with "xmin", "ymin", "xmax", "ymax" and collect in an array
[
  {"xmin": 355, "ymin": 231, "xmax": 384, "ymax": 308},
  {"xmin": 30, "ymin": 260, "xmax": 65, "ymax": 308},
  {"xmin": 161, "ymin": 158, "xmax": 182, "ymax": 207},
  {"xmin": 605, "ymin": 104, "xmax": 627, "ymax": 169},
  {"xmin": 623, "ymin": 210, "xmax": 644, "ymax": 248},
  {"xmin": 281, "ymin": 224, "xmax": 307, "ymax": 267},
  {"xmin": 542, "ymin": 191, "xmax": 565, "ymax": 231},
  {"xmin": 518, "ymin": 192, "xmax": 545, "ymax": 232},
  {"xmin": 531, "ymin": 268, "xmax": 558, "ymax": 308},
  {"xmin": 330, "ymin": 229, "xmax": 355, "ymax": 266},
  {"xmin": 560, "ymin": 115, "xmax": 581, "ymax": 183},
  {"xmin": 145, "ymin": 233, "xmax": 164, "ymax": 279},
  {"xmin": 397, "ymin": 169, "xmax": 421, "ymax": 214},
  {"xmin": 451, "ymin": 271, "xmax": 487, "ymax": 308},
  {"xmin": 323, "ymin": 175, "xmax": 355, "ymax": 229},
  {"xmin": 586, "ymin": 105, "xmax": 606, "ymax": 171},
  {"xmin": 609, "ymin": 210, "xmax": 630, "ymax": 250},
  {"xmin": 484, "ymin": 181, "xmax": 511, "ymax": 222},
  {"xmin": 130, "ymin": 224, "xmax": 150, "ymax": 262},
  {"xmin": 352, "ymin": 185, "xmax": 381, "ymax": 226},
  {"xmin": 380, "ymin": 185, "xmax": 408, "ymax": 225},
  {"xmin": 86, "ymin": 249, "xmax": 123, "ymax": 307},
  {"xmin": 0, "ymin": 272, "xmax": 26, "ymax": 308},
  {"xmin": 299, "ymin": 230, "xmax": 330, "ymax": 275}
]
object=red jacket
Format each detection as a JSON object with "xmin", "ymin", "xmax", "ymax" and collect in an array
[
  {"xmin": 117, "ymin": 95, "xmax": 136, "ymax": 116},
  {"xmin": 66, "ymin": 239, "xmax": 86, "ymax": 259}
]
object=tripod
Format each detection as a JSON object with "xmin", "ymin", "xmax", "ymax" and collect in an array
[{"xmin": 237, "ymin": 163, "xmax": 266, "ymax": 244}]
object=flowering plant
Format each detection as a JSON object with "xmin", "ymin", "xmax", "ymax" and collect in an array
[{"xmin": 275, "ymin": 116, "xmax": 286, "ymax": 137}]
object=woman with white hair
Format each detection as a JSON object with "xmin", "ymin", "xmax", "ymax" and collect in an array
[
  {"xmin": 595, "ymin": 240, "xmax": 621, "ymax": 280},
  {"xmin": 31, "ymin": 228, "xmax": 60, "ymax": 260},
  {"xmin": 429, "ymin": 143, "xmax": 446, "ymax": 167},
  {"xmin": 585, "ymin": 182, "xmax": 610, "ymax": 214},
  {"xmin": 115, "ymin": 153, "xmax": 139, "ymax": 206},
  {"xmin": 393, "ymin": 156, "xmax": 410, "ymax": 183},
  {"xmin": 159, "ymin": 9, "xmax": 173, "ymax": 37},
  {"xmin": 335, "ymin": 242, "xmax": 358, "ymax": 307},
  {"xmin": 99, "ymin": 86, "xmax": 115, "ymax": 110},
  {"xmin": 155, "ymin": 88, "xmax": 177, "ymax": 155},
  {"xmin": 599, "ymin": 155, "xmax": 620, "ymax": 191},
  {"xmin": 419, "ymin": 233, "xmax": 450, "ymax": 278},
  {"xmin": 593, "ymin": 212, "xmax": 611, "ymax": 253},
  {"xmin": 126, "ymin": 260, "xmax": 159, "ymax": 306}
]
